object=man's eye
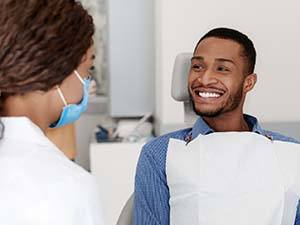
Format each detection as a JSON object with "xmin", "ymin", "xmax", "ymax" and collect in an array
[
  {"xmin": 217, "ymin": 66, "xmax": 230, "ymax": 72},
  {"xmin": 192, "ymin": 64, "xmax": 204, "ymax": 71}
]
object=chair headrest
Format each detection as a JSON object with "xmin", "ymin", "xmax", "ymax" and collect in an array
[{"xmin": 171, "ymin": 53, "xmax": 193, "ymax": 102}]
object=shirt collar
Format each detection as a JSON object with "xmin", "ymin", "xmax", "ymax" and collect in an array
[
  {"xmin": 244, "ymin": 114, "xmax": 264, "ymax": 135},
  {"xmin": 191, "ymin": 114, "xmax": 265, "ymax": 140},
  {"xmin": 191, "ymin": 116, "xmax": 214, "ymax": 139}
]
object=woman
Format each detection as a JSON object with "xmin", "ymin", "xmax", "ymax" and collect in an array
[{"xmin": 0, "ymin": 0, "xmax": 103, "ymax": 224}]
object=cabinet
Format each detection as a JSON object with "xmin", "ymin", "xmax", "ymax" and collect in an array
[{"xmin": 90, "ymin": 142, "xmax": 144, "ymax": 225}]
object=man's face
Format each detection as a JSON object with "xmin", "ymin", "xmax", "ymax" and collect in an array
[{"xmin": 188, "ymin": 37, "xmax": 251, "ymax": 117}]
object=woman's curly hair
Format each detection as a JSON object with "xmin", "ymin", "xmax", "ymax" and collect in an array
[
  {"xmin": 0, "ymin": 0, "xmax": 94, "ymax": 138},
  {"xmin": 0, "ymin": 0, "xmax": 94, "ymax": 100}
]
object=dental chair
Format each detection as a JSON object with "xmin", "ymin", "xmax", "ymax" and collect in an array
[
  {"xmin": 116, "ymin": 52, "xmax": 193, "ymax": 225},
  {"xmin": 171, "ymin": 52, "xmax": 197, "ymax": 125},
  {"xmin": 116, "ymin": 194, "xmax": 134, "ymax": 225}
]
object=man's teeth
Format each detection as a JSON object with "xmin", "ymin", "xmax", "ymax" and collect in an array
[{"xmin": 198, "ymin": 92, "xmax": 221, "ymax": 98}]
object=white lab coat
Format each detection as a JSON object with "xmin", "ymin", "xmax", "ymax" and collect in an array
[
  {"xmin": 166, "ymin": 132, "xmax": 300, "ymax": 225},
  {"xmin": 0, "ymin": 117, "xmax": 104, "ymax": 225}
]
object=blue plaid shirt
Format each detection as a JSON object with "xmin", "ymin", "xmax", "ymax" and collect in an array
[{"xmin": 133, "ymin": 114, "xmax": 300, "ymax": 225}]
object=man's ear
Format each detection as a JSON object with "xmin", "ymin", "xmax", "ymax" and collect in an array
[{"xmin": 243, "ymin": 73, "xmax": 257, "ymax": 93}]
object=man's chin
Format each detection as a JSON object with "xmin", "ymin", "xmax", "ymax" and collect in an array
[
  {"xmin": 191, "ymin": 103, "xmax": 223, "ymax": 118},
  {"xmin": 194, "ymin": 109, "xmax": 223, "ymax": 118}
]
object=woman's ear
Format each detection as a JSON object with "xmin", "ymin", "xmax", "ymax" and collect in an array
[
  {"xmin": 80, "ymin": 53, "xmax": 88, "ymax": 63},
  {"xmin": 243, "ymin": 73, "xmax": 257, "ymax": 93}
]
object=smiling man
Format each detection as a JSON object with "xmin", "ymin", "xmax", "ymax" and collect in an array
[
  {"xmin": 189, "ymin": 33, "xmax": 256, "ymax": 132},
  {"xmin": 133, "ymin": 28, "xmax": 300, "ymax": 225}
]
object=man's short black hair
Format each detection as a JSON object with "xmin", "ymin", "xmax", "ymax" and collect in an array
[{"xmin": 194, "ymin": 27, "xmax": 256, "ymax": 74}]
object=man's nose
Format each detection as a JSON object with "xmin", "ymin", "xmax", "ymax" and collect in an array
[{"xmin": 197, "ymin": 69, "xmax": 218, "ymax": 86}]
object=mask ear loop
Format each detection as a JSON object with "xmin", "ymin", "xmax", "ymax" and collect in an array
[
  {"xmin": 74, "ymin": 70, "xmax": 85, "ymax": 84},
  {"xmin": 56, "ymin": 86, "xmax": 68, "ymax": 107}
]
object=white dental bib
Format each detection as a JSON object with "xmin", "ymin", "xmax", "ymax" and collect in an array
[{"xmin": 166, "ymin": 132, "xmax": 300, "ymax": 225}]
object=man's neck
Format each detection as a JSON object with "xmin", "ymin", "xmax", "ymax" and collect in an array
[{"xmin": 203, "ymin": 111, "xmax": 250, "ymax": 132}]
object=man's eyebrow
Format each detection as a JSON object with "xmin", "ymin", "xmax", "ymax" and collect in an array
[
  {"xmin": 215, "ymin": 58, "xmax": 236, "ymax": 65},
  {"xmin": 191, "ymin": 56, "xmax": 204, "ymax": 61},
  {"xmin": 191, "ymin": 56, "xmax": 236, "ymax": 66}
]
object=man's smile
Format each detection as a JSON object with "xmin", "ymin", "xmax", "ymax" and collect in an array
[{"xmin": 192, "ymin": 87, "xmax": 226, "ymax": 103}]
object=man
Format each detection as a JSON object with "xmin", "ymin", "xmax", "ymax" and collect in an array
[{"xmin": 133, "ymin": 28, "xmax": 300, "ymax": 225}]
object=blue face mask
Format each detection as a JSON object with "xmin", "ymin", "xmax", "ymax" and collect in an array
[{"xmin": 50, "ymin": 70, "xmax": 90, "ymax": 128}]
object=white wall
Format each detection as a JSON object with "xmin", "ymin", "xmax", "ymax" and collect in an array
[{"xmin": 155, "ymin": 0, "xmax": 300, "ymax": 134}]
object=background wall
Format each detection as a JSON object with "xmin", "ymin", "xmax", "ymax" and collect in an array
[
  {"xmin": 154, "ymin": 0, "xmax": 300, "ymax": 138},
  {"xmin": 107, "ymin": 0, "xmax": 155, "ymax": 117}
]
